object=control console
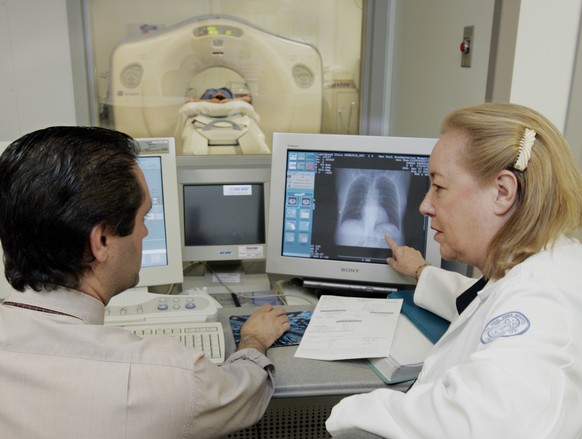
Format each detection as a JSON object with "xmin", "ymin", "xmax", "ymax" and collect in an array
[{"xmin": 105, "ymin": 288, "xmax": 219, "ymax": 325}]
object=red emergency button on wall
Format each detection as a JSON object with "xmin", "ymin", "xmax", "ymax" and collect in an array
[{"xmin": 460, "ymin": 25, "xmax": 474, "ymax": 68}]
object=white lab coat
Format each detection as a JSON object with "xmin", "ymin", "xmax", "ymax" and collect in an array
[{"xmin": 327, "ymin": 236, "xmax": 582, "ymax": 438}]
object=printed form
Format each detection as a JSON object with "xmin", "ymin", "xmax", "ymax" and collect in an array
[{"xmin": 295, "ymin": 295, "xmax": 403, "ymax": 361}]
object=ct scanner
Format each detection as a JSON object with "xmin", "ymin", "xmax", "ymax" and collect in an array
[{"xmin": 110, "ymin": 16, "xmax": 323, "ymax": 154}]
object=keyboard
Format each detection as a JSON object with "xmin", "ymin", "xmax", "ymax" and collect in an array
[
  {"xmin": 105, "ymin": 289, "xmax": 226, "ymax": 364},
  {"xmin": 122, "ymin": 321, "xmax": 226, "ymax": 364}
]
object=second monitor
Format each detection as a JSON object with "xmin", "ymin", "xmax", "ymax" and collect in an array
[{"xmin": 176, "ymin": 155, "xmax": 271, "ymax": 292}]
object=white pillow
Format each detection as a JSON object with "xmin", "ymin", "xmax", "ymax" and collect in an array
[{"xmin": 178, "ymin": 100, "xmax": 260, "ymax": 121}]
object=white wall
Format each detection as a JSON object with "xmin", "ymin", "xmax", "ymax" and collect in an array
[
  {"xmin": 0, "ymin": 0, "xmax": 77, "ymax": 143},
  {"xmin": 565, "ymin": 11, "xmax": 582, "ymax": 241},
  {"xmin": 0, "ymin": 5, "xmax": 19, "ymax": 140},
  {"xmin": 0, "ymin": 142, "xmax": 11, "ymax": 297},
  {"xmin": 510, "ymin": 0, "xmax": 582, "ymax": 131},
  {"xmin": 388, "ymin": 0, "xmax": 496, "ymax": 137},
  {"xmin": 566, "ymin": 13, "xmax": 582, "ymax": 171},
  {"xmin": 503, "ymin": 0, "xmax": 582, "ymax": 170}
]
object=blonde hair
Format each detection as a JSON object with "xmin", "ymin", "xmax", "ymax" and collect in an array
[{"xmin": 442, "ymin": 102, "xmax": 582, "ymax": 279}]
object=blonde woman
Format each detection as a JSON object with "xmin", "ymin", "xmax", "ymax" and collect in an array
[{"xmin": 327, "ymin": 102, "xmax": 582, "ymax": 438}]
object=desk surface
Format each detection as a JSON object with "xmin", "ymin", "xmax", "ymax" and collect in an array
[{"xmin": 218, "ymin": 305, "xmax": 412, "ymax": 398}]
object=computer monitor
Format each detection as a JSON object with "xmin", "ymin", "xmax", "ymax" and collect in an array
[
  {"xmin": 177, "ymin": 155, "xmax": 271, "ymax": 267},
  {"xmin": 267, "ymin": 132, "xmax": 441, "ymax": 293},
  {"xmin": 134, "ymin": 138, "xmax": 183, "ymax": 289}
]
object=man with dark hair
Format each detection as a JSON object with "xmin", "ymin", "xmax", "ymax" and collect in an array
[{"xmin": 0, "ymin": 126, "xmax": 290, "ymax": 439}]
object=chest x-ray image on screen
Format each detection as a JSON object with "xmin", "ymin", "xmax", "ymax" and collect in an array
[
  {"xmin": 334, "ymin": 168, "xmax": 414, "ymax": 248},
  {"xmin": 292, "ymin": 151, "xmax": 428, "ymax": 266}
]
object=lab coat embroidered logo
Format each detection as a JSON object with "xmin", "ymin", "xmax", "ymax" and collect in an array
[{"xmin": 480, "ymin": 311, "xmax": 530, "ymax": 344}]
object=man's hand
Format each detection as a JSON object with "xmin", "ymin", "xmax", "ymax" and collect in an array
[
  {"xmin": 237, "ymin": 305, "xmax": 291, "ymax": 355},
  {"xmin": 385, "ymin": 235, "xmax": 428, "ymax": 278}
]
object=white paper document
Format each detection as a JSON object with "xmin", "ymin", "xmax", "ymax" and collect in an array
[{"xmin": 294, "ymin": 295, "xmax": 403, "ymax": 361}]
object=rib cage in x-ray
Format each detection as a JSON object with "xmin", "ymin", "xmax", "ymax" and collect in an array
[{"xmin": 335, "ymin": 169, "xmax": 410, "ymax": 248}]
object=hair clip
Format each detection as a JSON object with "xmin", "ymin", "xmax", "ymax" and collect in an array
[{"xmin": 514, "ymin": 128, "xmax": 536, "ymax": 171}]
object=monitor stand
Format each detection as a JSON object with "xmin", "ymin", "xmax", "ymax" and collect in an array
[
  {"xmin": 302, "ymin": 279, "xmax": 398, "ymax": 296},
  {"xmin": 182, "ymin": 261, "xmax": 271, "ymax": 295}
]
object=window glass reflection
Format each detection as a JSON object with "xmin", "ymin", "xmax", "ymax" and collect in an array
[{"xmin": 85, "ymin": 0, "xmax": 363, "ymax": 154}]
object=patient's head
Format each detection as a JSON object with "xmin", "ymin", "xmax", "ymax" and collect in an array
[
  {"xmin": 187, "ymin": 87, "xmax": 252, "ymax": 104},
  {"xmin": 200, "ymin": 87, "xmax": 234, "ymax": 101}
]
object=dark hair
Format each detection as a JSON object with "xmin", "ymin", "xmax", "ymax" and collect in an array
[{"xmin": 0, "ymin": 126, "xmax": 142, "ymax": 291}]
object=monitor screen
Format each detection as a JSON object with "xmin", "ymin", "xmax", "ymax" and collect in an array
[
  {"xmin": 134, "ymin": 138, "xmax": 183, "ymax": 288},
  {"xmin": 267, "ymin": 132, "xmax": 441, "ymax": 292},
  {"xmin": 177, "ymin": 155, "xmax": 270, "ymax": 264},
  {"xmin": 138, "ymin": 155, "xmax": 169, "ymax": 268},
  {"xmin": 183, "ymin": 183, "xmax": 265, "ymax": 248}
]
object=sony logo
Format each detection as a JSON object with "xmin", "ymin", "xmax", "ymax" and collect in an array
[{"xmin": 341, "ymin": 267, "xmax": 360, "ymax": 273}]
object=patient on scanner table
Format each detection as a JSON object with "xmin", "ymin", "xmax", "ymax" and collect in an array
[
  {"xmin": 178, "ymin": 87, "xmax": 270, "ymax": 155},
  {"xmin": 188, "ymin": 87, "xmax": 252, "ymax": 104}
]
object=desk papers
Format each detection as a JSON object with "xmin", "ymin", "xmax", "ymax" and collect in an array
[{"xmin": 294, "ymin": 295, "xmax": 403, "ymax": 361}]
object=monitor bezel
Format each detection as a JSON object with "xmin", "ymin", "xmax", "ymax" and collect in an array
[
  {"xmin": 177, "ymin": 154, "xmax": 271, "ymax": 264},
  {"xmin": 135, "ymin": 137, "xmax": 184, "ymax": 288},
  {"xmin": 266, "ymin": 132, "xmax": 441, "ymax": 290}
]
